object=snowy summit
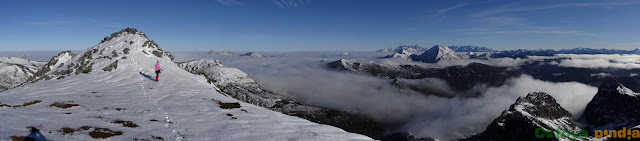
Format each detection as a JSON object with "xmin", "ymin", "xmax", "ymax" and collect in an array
[{"xmin": 0, "ymin": 28, "xmax": 371, "ymax": 140}]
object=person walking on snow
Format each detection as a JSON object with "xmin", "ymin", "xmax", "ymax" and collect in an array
[{"xmin": 155, "ymin": 60, "xmax": 162, "ymax": 81}]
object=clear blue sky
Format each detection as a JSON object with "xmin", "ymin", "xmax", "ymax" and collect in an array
[{"xmin": 0, "ymin": 0, "xmax": 638, "ymax": 51}]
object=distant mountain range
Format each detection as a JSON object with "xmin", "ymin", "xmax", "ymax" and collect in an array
[
  {"xmin": 377, "ymin": 45, "xmax": 495, "ymax": 52},
  {"xmin": 378, "ymin": 45, "xmax": 640, "ymax": 59},
  {"xmin": 491, "ymin": 48, "xmax": 640, "ymax": 58},
  {"xmin": 381, "ymin": 45, "xmax": 468, "ymax": 63}
]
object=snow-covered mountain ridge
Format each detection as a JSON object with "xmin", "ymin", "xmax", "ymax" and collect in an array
[
  {"xmin": 0, "ymin": 57, "xmax": 45, "ymax": 91},
  {"xmin": 0, "ymin": 28, "xmax": 371, "ymax": 140}
]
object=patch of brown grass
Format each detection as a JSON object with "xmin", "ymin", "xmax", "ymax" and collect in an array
[
  {"xmin": 133, "ymin": 136, "xmax": 165, "ymax": 141},
  {"xmin": 112, "ymin": 119, "xmax": 139, "ymax": 128},
  {"xmin": 50, "ymin": 102, "xmax": 79, "ymax": 109},
  {"xmin": 217, "ymin": 102, "xmax": 241, "ymax": 109},
  {"xmin": 58, "ymin": 127, "xmax": 77, "ymax": 135},
  {"xmin": 89, "ymin": 128, "xmax": 123, "ymax": 139},
  {"xmin": 0, "ymin": 100, "xmax": 42, "ymax": 108},
  {"xmin": 10, "ymin": 136, "xmax": 34, "ymax": 141},
  {"xmin": 22, "ymin": 100, "xmax": 42, "ymax": 107}
]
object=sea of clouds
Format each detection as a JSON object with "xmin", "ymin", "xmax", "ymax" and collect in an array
[{"xmin": 172, "ymin": 51, "xmax": 605, "ymax": 140}]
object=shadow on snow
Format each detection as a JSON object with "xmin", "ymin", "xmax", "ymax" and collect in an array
[{"xmin": 139, "ymin": 72, "xmax": 156, "ymax": 81}]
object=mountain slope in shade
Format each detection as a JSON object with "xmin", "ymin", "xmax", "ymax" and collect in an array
[
  {"xmin": 582, "ymin": 77, "xmax": 640, "ymax": 128},
  {"xmin": 463, "ymin": 92, "xmax": 585, "ymax": 141},
  {"xmin": 411, "ymin": 45, "xmax": 466, "ymax": 63},
  {"xmin": 0, "ymin": 57, "xmax": 46, "ymax": 91},
  {"xmin": 0, "ymin": 28, "xmax": 371, "ymax": 140}
]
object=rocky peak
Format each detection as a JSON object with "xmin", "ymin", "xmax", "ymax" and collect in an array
[
  {"xmin": 583, "ymin": 77, "xmax": 640, "ymax": 127},
  {"xmin": 511, "ymin": 92, "xmax": 572, "ymax": 119},
  {"xmin": 29, "ymin": 28, "xmax": 174, "ymax": 82},
  {"xmin": 463, "ymin": 92, "xmax": 582, "ymax": 141}
]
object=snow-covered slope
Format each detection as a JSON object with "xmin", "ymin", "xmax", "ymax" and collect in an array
[
  {"xmin": 464, "ymin": 92, "xmax": 585, "ymax": 141},
  {"xmin": 411, "ymin": 45, "xmax": 467, "ymax": 63},
  {"xmin": 0, "ymin": 57, "xmax": 46, "ymax": 91},
  {"xmin": 0, "ymin": 28, "xmax": 371, "ymax": 140}
]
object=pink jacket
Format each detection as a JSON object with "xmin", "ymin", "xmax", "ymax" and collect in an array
[{"xmin": 155, "ymin": 61, "xmax": 161, "ymax": 71}]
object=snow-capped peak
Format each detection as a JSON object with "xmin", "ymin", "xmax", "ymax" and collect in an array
[
  {"xmin": 411, "ymin": 45, "xmax": 464, "ymax": 63},
  {"xmin": 380, "ymin": 48, "xmax": 414, "ymax": 61},
  {"xmin": 29, "ymin": 28, "xmax": 176, "ymax": 81}
]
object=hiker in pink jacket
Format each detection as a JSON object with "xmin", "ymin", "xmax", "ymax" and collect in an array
[{"xmin": 155, "ymin": 60, "xmax": 162, "ymax": 81}]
